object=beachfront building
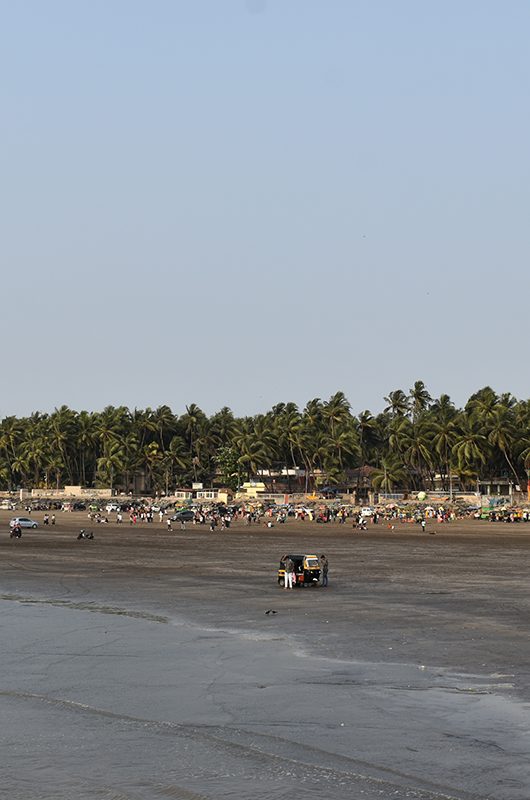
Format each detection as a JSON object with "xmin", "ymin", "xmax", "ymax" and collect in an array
[
  {"xmin": 174, "ymin": 490, "xmax": 193, "ymax": 501},
  {"xmin": 432, "ymin": 474, "xmax": 462, "ymax": 493},
  {"xmin": 174, "ymin": 487, "xmax": 232, "ymax": 504},
  {"xmin": 255, "ymin": 467, "xmax": 306, "ymax": 493},
  {"xmin": 478, "ymin": 477, "xmax": 517, "ymax": 496},
  {"xmin": 236, "ymin": 481, "xmax": 267, "ymax": 500},
  {"xmin": 478, "ymin": 477, "xmax": 519, "ymax": 505}
]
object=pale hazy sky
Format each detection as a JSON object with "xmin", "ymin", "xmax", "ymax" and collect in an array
[{"xmin": 1, "ymin": 1, "xmax": 529, "ymax": 418}]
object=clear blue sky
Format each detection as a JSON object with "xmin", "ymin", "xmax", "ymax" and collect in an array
[{"xmin": 1, "ymin": 1, "xmax": 529, "ymax": 418}]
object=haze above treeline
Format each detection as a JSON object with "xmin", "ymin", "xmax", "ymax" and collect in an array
[{"xmin": 0, "ymin": 383, "xmax": 528, "ymax": 494}]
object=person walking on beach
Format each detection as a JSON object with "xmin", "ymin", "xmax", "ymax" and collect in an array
[
  {"xmin": 320, "ymin": 555, "xmax": 329, "ymax": 587},
  {"xmin": 167, "ymin": 518, "xmax": 172, "ymax": 532},
  {"xmin": 283, "ymin": 556, "xmax": 294, "ymax": 589},
  {"xmin": 51, "ymin": 514, "xmax": 55, "ymax": 525}
]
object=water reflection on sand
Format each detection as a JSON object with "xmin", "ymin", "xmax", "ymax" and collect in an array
[{"xmin": 1, "ymin": 593, "xmax": 529, "ymax": 800}]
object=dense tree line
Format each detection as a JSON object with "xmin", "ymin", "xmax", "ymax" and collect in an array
[{"xmin": 0, "ymin": 384, "xmax": 529, "ymax": 494}]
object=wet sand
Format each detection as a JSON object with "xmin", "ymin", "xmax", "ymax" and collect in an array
[{"xmin": 1, "ymin": 511, "xmax": 530, "ymax": 799}]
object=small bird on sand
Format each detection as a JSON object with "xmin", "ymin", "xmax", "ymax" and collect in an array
[{"xmin": 265, "ymin": 609, "xmax": 278, "ymax": 615}]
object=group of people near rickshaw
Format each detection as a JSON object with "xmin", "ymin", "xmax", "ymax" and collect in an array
[{"xmin": 279, "ymin": 554, "xmax": 329, "ymax": 589}]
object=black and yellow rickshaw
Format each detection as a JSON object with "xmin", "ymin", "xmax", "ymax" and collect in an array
[{"xmin": 278, "ymin": 554, "xmax": 321, "ymax": 587}]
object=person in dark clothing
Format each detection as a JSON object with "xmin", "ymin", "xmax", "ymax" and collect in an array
[
  {"xmin": 10, "ymin": 523, "xmax": 22, "ymax": 539},
  {"xmin": 320, "ymin": 554, "xmax": 329, "ymax": 587}
]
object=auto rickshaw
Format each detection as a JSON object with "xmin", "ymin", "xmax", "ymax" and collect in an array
[{"xmin": 278, "ymin": 554, "xmax": 321, "ymax": 587}]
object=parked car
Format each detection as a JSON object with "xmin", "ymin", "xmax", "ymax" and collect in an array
[
  {"xmin": 170, "ymin": 510, "xmax": 195, "ymax": 523},
  {"xmin": 10, "ymin": 517, "xmax": 39, "ymax": 529},
  {"xmin": 106, "ymin": 503, "xmax": 121, "ymax": 513},
  {"xmin": 360, "ymin": 506, "xmax": 375, "ymax": 518}
]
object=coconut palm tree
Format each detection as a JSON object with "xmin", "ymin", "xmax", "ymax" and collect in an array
[
  {"xmin": 466, "ymin": 386, "xmax": 498, "ymax": 422},
  {"xmin": 384, "ymin": 390, "xmax": 410, "ymax": 418},
  {"xmin": 452, "ymin": 415, "xmax": 488, "ymax": 479},
  {"xmin": 323, "ymin": 391, "xmax": 351, "ymax": 437},
  {"xmin": 143, "ymin": 442, "xmax": 163, "ymax": 492},
  {"xmin": 431, "ymin": 416, "xmax": 457, "ymax": 491},
  {"xmin": 356, "ymin": 411, "xmax": 379, "ymax": 463},
  {"xmin": 0, "ymin": 416, "xmax": 23, "ymax": 476},
  {"xmin": 11, "ymin": 452, "xmax": 30, "ymax": 486},
  {"xmin": 96, "ymin": 438, "xmax": 125, "ymax": 492},
  {"xmin": 152, "ymin": 405, "xmax": 176, "ymax": 451},
  {"xmin": 409, "ymin": 380, "xmax": 432, "ymax": 422},
  {"xmin": 324, "ymin": 426, "xmax": 360, "ymax": 471},
  {"xmin": 487, "ymin": 405, "xmax": 520, "ymax": 484},
  {"xmin": 371, "ymin": 456, "xmax": 407, "ymax": 493},
  {"xmin": 209, "ymin": 407, "xmax": 238, "ymax": 447},
  {"xmin": 77, "ymin": 411, "xmax": 98, "ymax": 487}
]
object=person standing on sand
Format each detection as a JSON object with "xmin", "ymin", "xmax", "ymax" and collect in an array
[
  {"xmin": 167, "ymin": 518, "xmax": 172, "ymax": 532},
  {"xmin": 283, "ymin": 556, "xmax": 294, "ymax": 589},
  {"xmin": 51, "ymin": 514, "xmax": 55, "ymax": 525},
  {"xmin": 320, "ymin": 555, "xmax": 329, "ymax": 587}
]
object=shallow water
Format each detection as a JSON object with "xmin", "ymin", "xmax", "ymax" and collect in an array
[{"xmin": 2, "ymin": 592, "xmax": 530, "ymax": 799}]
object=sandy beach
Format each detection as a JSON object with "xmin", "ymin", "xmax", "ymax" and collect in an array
[{"xmin": 2, "ymin": 511, "xmax": 530, "ymax": 799}]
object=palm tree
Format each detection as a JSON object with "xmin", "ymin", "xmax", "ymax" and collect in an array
[
  {"xmin": 404, "ymin": 423, "xmax": 434, "ymax": 489},
  {"xmin": 371, "ymin": 456, "xmax": 407, "ymax": 493},
  {"xmin": 143, "ymin": 442, "xmax": 163, "ymax": 492},
  {"xmin": 180, "ymin": 403, "xmax": 207, "ymax": 470},
  {"xmin": 466, "ymin": 386, "xmax": 498, "ymax": 422},
  {"xmin": 152, "ymin": 405, "xmax": 176, "ymax": 451},
  {"xmin": 96, "ymin": 438, "xmax": 125, "ymax": 492},
  {"xmin": 432, "ymin": 417, "xmax": 457, "ymax": 492},
  {"xmin": 22, "ymin": 434, "xmax": 51, "ymax": 487},
  {"xmin": 356, "ymin": 411, "xmax": 378, "ymax": 463},
  {"xmin": 45, "ymin": 454, "xmax": 66, "ymax": 490},
  {"xmin": 452, "ymin": 415, "xmax": 488, "ymax": 481},
  {"xmin": 487, "ymin": 405, "xmax": 520, "ymax": 484},
  {"xmin": 165, "ymin": 436, "xmax": 191, "ymax": 488},
  {"xmin": 323, "ymin": 391, "xmax": 351, "ymax": 437},
  {"xmin": 234, "ymin": 417, "xmax": 275, "ymax": 482},
  {"xmin": 77, "ymin": 411, "xmax": 98, "ymax": 487},
  {"xmin": 324, "ymin": 426, "xmax": 360, "ymax": 471},
  {"xmin": 209, "ymin": 407, "xmax": 238, "ymax": 446},
  {"xmin": 0, "ymin": 416, "xmax": 23, "ymax": 472},
  {"xmin": 50, "ymin": 406, "xmax": 77, "ymax": 484},
  {"xmin": 122, "ymin": 431, "xmax": 141, "ymax": 494},
  {"xmin": 384, "ymin": 390, "xmax": 410, "ymax": 418},
  {"xmin": 131, "ymin": 407, "xmax": 156, "ymax": 449},
  {"xmin": 11, "ymin": 452, "xmax": 30, "ymax": 486},
  {"xmin": 409, "ymin": 380, "xmax": 432, "ymax": 422}
]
